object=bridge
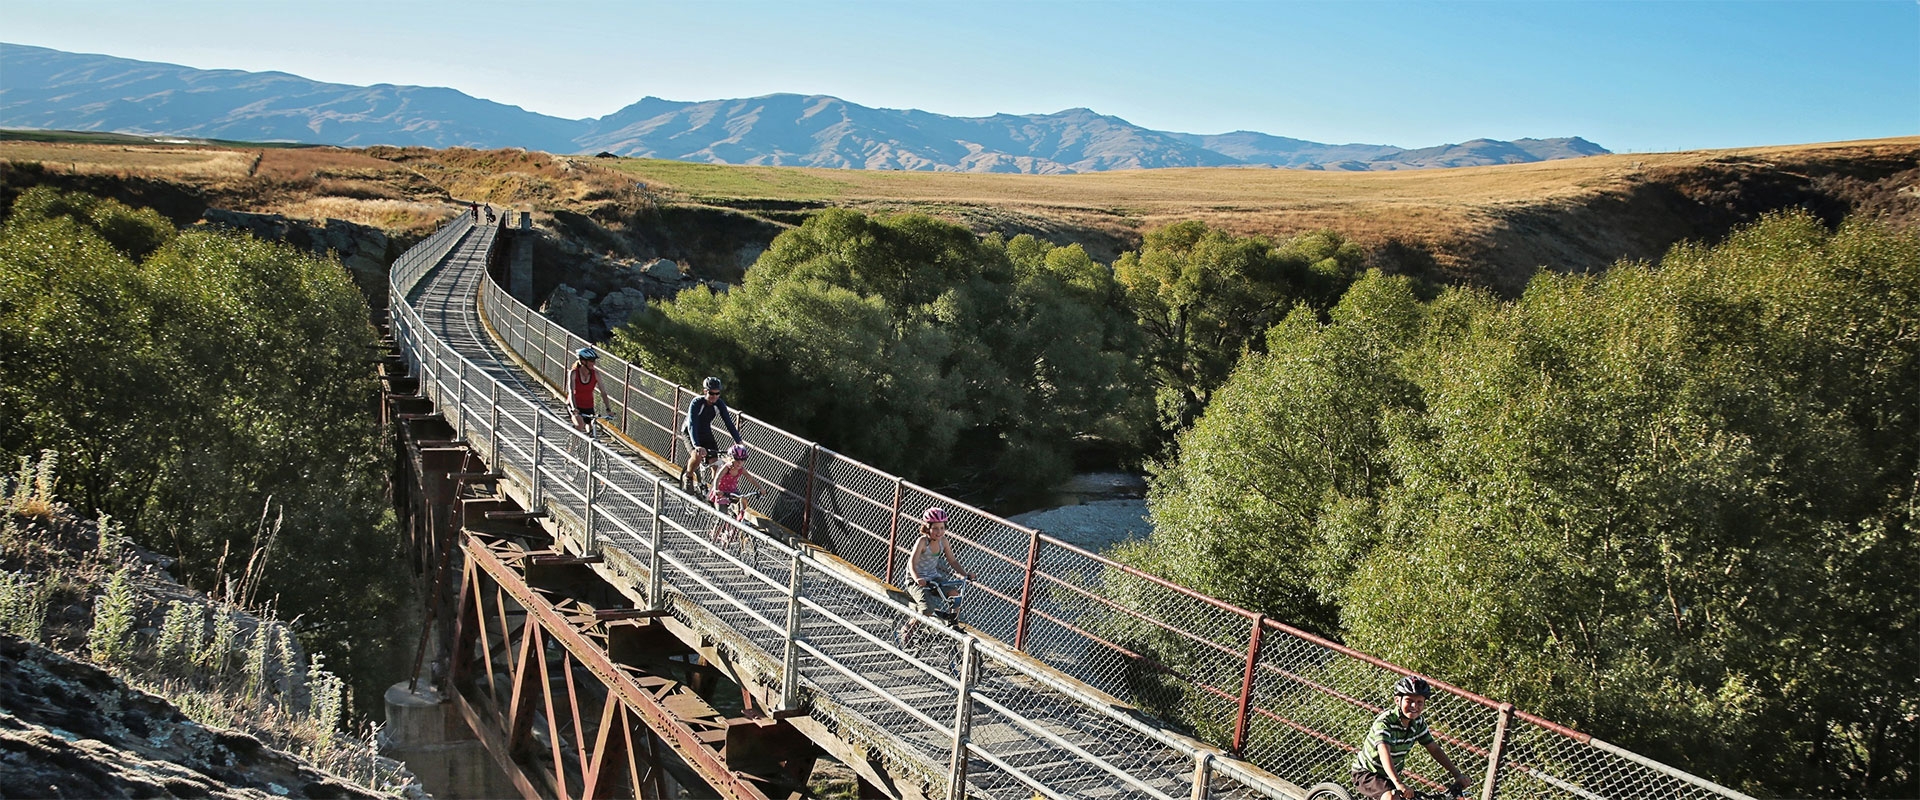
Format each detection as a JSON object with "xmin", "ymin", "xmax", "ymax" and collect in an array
[{"xmin": 378, "ymin": 208, "xmax": 1756, "ymax": 800}]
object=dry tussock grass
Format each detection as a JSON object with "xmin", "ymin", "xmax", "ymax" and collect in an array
[
  {"xmin": 275, "ymin": 197, "xmax": 454, "ymax": 236},
  {"xmin": 615, "ymin": 136, "xmax": 1920, "ymax": 249},
  {"xmin": 253, "ymin": 147, "xmax": 400, "ymax": 180},
  {"xmin": 0, "ymin": 141, "xmax": 254, "ymax": 179}
]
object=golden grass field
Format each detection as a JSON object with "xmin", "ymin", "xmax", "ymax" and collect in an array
[
  {"xmin": 602, "ymin": 136, "xmax": 1920, "ymax": 251},
  {"xmin": 5, "ymin": 134, "xmax": 1915, "ymax": 287}
]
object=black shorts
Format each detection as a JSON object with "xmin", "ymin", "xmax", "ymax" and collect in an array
[
  {"xmin": 1353, "ymin": 771, "xmax": 1395, "ymax": 800},
  {"xmin": 574, "ymin": 406, "xmax": 594, "ymax": 419},
  {"xmin": 689, "ymin": 431, "xmax": 719, "ymax": 453}
]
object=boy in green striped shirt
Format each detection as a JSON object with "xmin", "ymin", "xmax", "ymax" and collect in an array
[{"xmin": 1350, "ymin": 676, "xmax": 1469, "ymax": 800}]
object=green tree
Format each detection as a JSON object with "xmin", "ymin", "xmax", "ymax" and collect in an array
[
  {"xmin": 613, "ymin": 210, "xmax": 1149, "ymax": 489},
  {"xmin": 0, "ymin": 187, "xmax": 411, "ymax": 713},
  {"xmin": 1131, "ymin": 212, "xmax": 1918, "ymax": 797},
  {"xmin": 1115, "ymin": 222, "xmax": 1364, "ymax": 432}
]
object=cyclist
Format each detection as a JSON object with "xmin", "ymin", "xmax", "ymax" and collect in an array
[
  {"xmin": 707, "ymin": 444, "xmax": 766, "ymax": 542},
  {"xmin": 1351, "ymin": 676, "xmax": 1469, "ymax": 800},
  {"xmin": 907, "ymin": 507, "xmax": 973, "ymax": 624},
  {"xmin": 568, "ymin": 347, "xmax": 603, "ymax": 433},
  {"xmin": 683, "ymin": 376, "xmax": 742, "ymax": 491}
]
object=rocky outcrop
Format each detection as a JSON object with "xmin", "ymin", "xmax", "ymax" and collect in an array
[
  {"xmin": 540, "ymin": 284, "xmax": 592, "ymax": 339},
  {"xmin": 0, "ymin": 635, "xmax": 385, "ymax": 799}
]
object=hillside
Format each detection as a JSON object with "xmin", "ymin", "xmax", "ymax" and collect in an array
[
  {"xmin": 1, "ymin": 134, "xmax": 1914, "ymax": 295},
  {"xmin": 2, "ymin": 43, "xmax": 1604, "ymax": 174}
]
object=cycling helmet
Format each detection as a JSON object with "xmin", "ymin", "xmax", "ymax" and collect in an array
[
  {"xmin": 728, "ymin": 444, "xmax": 749, "ymax": 461},
  {"xmin": 576, "ymin": 347, "xmax": 598, "ymax": 360},
  {"xmin": 702, "ymin": 376, "xmax": 723, "ymax": 391},
  {"xmin": 922, "ymin": 507, "xmax": 948, "ymax": 524},
  {"xmin": 1392, "ymin": 676, "xmax": 1433, "ymax": 698}
]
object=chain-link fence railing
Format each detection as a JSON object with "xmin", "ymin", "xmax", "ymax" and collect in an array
[
  {"xmin": 392, "ymin": 208, "xmax": 1300, "ymax": 800},
  {"xmin": 398, "ymin": 207, "xmax": 1755, "ymax": 800}
]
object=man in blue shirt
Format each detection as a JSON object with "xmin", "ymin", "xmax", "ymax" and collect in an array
[{"xmin": 684, "ymin": 376, "xmax": 742, "ymax": 491}]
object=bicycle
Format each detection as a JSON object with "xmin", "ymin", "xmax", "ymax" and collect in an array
[
  {"xmin": 1305, "ymin": 782, "xmax": 1468, "ymax": 800},
  {"xmin": 896, "ymin": 576, "xmax": 967, "ymax": 650},
  {"xmin": 708, "ymin": 489, "xmax": 762, "ymax": 556},
  {"xmin": 680, "ymin": 437, "xmax": 729, "ymax": 496}
]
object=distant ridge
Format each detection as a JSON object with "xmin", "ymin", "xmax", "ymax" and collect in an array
[{"xmin": 0, "ymin": 43, "xmax": 1608, "ymax": 173}]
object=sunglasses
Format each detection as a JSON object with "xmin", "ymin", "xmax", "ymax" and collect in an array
[{"xmin": 705, "ymin": 390, "xmax": 721, "ymax": 396}]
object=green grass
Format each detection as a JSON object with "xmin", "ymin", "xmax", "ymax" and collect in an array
[{"xmin": 605, "ymin": 158, "xmax": 852, "ymax": 201}]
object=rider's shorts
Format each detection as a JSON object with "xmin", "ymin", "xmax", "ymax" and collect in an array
[
  {"xmin": 689, "ymin": 430, "xmax": 719, "ymax": 454},
  {"xmin": 1352, "ymin": 771, "xmax": 1395, "ymax": 800},
  {"xmin": 908, "ymin": 577, "xmax": 966, "ymax": 617}
]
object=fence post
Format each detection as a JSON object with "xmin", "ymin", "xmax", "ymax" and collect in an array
[
  {"xmin": 667, "ymin": 386, "xmax": 683, "ymax": 465},
  {"xmin": 455, "ymin": 360, "xmax": 467, "ymax": 440},
  {"xmin": 945, "ymin": 638, "xmax": 978, "ymax": 800},
  {"xmin": 531, "ymin": 412, "xmax": 545, "ymax": 510},
  {"xmin": 583, "ymin": 437, "xmax": 597, "ymax": 552},
  {"xmin": 487, "ymin": 382, "xmax": 499, "ymax": 466},
  {"xmin": 801, "ymin": 444, "xmax": 819, "ymax": 540},
  {"xmin": 620, "ymin": 361, "xmax": 633, "ymax": 434},
  {"xmin": 1190, "ymin": 750, "xmax": 1214, "ymax": 800},
  {"xmin": 648, "ymin": 479, "xmax": 665, "ymax": 610},
  {"xmin": 1480, "ymin": 703, "xmax": 1514, "ymax": 800},
  {"xmin": 780, "ymin": 549, "xmax": 804, "ymax": 711},
  {"xmin": 884, "ymin": 478, "xmax": 905, "ymax": 585},
  {"xmin": 1231, "ymin": 615, "xmax": 1266, "ymax": 755},
  {"xmin": 1014, "ymin": 529, "xmax": 1042, "ymax": 651}
]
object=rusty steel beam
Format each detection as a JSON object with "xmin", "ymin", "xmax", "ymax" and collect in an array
[{"xmin": 462, "ymin": 536, "xmax": 774, "ymax": 800}]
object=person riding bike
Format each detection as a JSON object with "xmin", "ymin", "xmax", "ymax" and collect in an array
[
  {"xmin": 683, "ymin": 376, "xmax": 742, "ymax": 491},
  {"xmin": 907, "ymin": 507, "xmax": 973, "ymax": 624},
  {"xmin": 568, "ymin": 347, "xmax": 603, "ymax": 433},
  {"xmin": 1350, "ymin": 676, "xmax": 1469, "ymax": 800},
  {"xmin": 707, "ymin": 444, "xmax": 766, "ymax": 543}
]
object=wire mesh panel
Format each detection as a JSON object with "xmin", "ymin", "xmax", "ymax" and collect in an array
[
  {"xmin": 808, "ymin": 450, "xmax": 900, "ymax": 580},
  {"xmin": 391, "ymin": 211, "xmax": 1755, "ymax": 800},
  {"xmin": 738, "ymin": 417, "xmax": 814, "ymax": 536}
]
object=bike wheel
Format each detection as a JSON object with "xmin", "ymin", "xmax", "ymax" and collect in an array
[{"xmin": 1305, "ymin": 783, "xmax": 1353, "ymax": 800}]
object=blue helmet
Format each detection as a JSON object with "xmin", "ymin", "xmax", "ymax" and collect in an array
[{"xmin": 576, "ymin": 347, "xmax": 599, "ymax": 360}]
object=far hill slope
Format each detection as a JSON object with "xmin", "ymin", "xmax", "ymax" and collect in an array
[
  {"xmin": 605, "ymin": 137, "xmax": 1920, "ymax": 291},
  {"xmin": 2, "ymin": 42, "xmax": 1606, "ymax": 173},
  {"xmin": 1, "ymin": 135, "xmax": 1911, "ymax": 295}
]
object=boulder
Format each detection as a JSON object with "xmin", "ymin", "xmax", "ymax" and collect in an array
[
  {"xmin": 596, "ymin": 288, "xmax": 651, "ymax": 332},
  {"xmin": 540, "ymin": 284, "xmax": 592, "ymax": 339},
  {"xmin": 643, "ymin": 258, "xmax": 683, "ymax": 282}
]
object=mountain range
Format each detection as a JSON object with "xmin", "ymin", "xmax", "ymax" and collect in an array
[{"xmin": 0, "ymin": 43, "xmax": 1608, "ymax": 173}]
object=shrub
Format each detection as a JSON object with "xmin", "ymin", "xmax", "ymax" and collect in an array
[{"xmin": 88, "ymin": 565, "xmax": 138, "ymax": 665}]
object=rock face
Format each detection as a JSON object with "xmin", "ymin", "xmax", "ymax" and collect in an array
[
  {"xmin": 540, "ymin": 284, "xmax": 592, "ymax": 339},
  {"xmin": 0, "ymin": 634, "xmax": 386, "ymax": 799},
  {"xmin": 201, "ymin": 209, "xmax": 396, "ymax": 305}
]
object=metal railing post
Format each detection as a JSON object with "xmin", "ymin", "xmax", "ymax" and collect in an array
[
  {"xmin": 946, "ymin": 638, "xmax": 977, "ymax": 800},
  {"xmin": 648, "ymin": 479, "xmax": 665, "ymax": 610},
  {"xmin": 801, "ymin": 444, "xmax": 819, "ymax": 540},
  {"xmin": 1014, "ymin": 528, "xmax": 1042, "ymax": 651},
  {"xmin": 583, "ymin": 437, "xmax": 597, "ymax": 552},
  {"xmin": 1481, "ymin": 703, "xmax": 1514, "ymax": 800},
  {"xmin": 455, "ymin": 360, "xmax": 467, "ymax": 440},
  {"xmin": 1190, "ymin": 750, "xmax": 1214, "ymax": 800},
  {"xmin": 780, "ymin": 549, "xmax": 804, "ymax": 711},
  {"xmin": 531, "ymin": 412, "xmax": 545, "ymax": 510},
  {"xmin": 487, "ymin": 383, "xmax": 499, "ymax": 465},
  {"xmin": 667, "ymin": 386, "xmax": 684, "ymax": 465},
  {"xmin": 884, "ymin": 478, "xmax": 905, "ymax": 585},
  {"xmin": 1231, "ymin": 615, "xmax": 1266, "ymax": 755},
  {"xmin": 620, "ymin": 361, "xmax": 633, "ymax": 434}
]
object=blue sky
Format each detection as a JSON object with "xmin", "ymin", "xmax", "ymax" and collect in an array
[{"xmin": 3, "ymin": 0, "xmax": 1914, "ymax": 153}]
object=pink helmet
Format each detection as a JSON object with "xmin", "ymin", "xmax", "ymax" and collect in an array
[
  {"xmin": 922, "ymin": 507, "xmax": 948, "ymax": 524},
  {"xmin": 728, "ymin": 444, "xmax": 749, "ymax": 461}
]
